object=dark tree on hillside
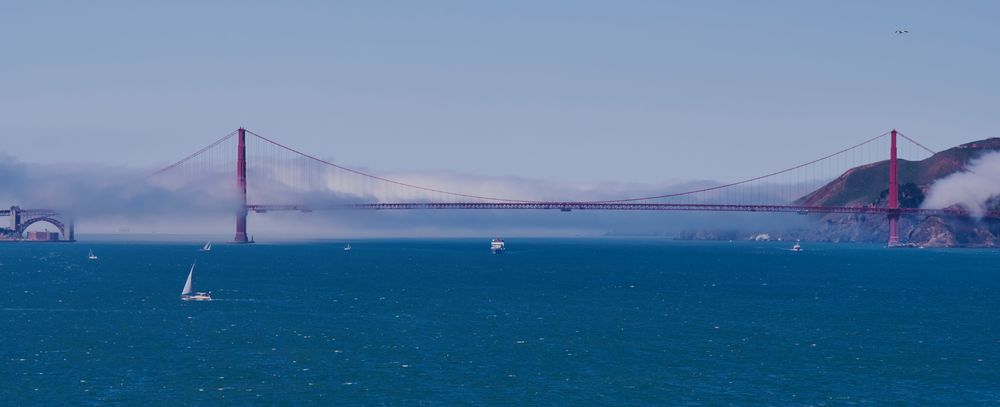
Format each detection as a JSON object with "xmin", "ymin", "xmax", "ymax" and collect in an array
[{"xmin": 878, "ymin": 183, "xmax": 924, "ymax": 208}]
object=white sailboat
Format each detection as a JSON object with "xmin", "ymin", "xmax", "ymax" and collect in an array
[
  {"xmin": 180, "ymin": 261, "xmax": 212, "ymax": 301},
  {"xmin": 87, "ymin": 250, "xmax": 98, "ymax": 260},
  {"xmin": 200, "ymin": 241, "xmax": 212, "ymax": 251},
  {"xmin": 343, "ymin": 244, "xmax": 352, "ymax": 251}
]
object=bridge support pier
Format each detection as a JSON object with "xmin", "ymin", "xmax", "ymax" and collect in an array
[
  {"xmin": 234, "ymin": 128, "xmax": 250, "ymax": 243},
  {"xmin": 888, "ymin": 214, "xmax": 899, "ymax": 246},
  {"xmin": 887, "ymin": 129, "xmax": 900, "ymax": 247},
  {"xmin": 9, "ymin": 206, "xmax": 20, "ymax": 231},
  {"xmin": 235, "ymin": 206, "xmax": 248, "ymax": 243}
]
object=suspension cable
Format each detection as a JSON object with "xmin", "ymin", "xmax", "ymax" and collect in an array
[
  {"xmin": 895, "ymin": 132, "xmax": 937, "ymax": 155},
  {"xmin": 152, "ymin": 128, "xmax": 935, "ymax": 205},
  {"xmin": 148, "ymin": 130, "xmax": 238, "ymax": 178},
  {"xmin": 588, "ymin": 130, "xmax": 893, "ymax": 203},
  {"xmin": 244, "ymin": 130, "xmax": 538, "ymax": 203}
]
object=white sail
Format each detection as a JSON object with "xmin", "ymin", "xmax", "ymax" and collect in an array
[
  {"xmin": 182, "ymin": 262, "xmax": 195, "ymax": 295},
  {"xmin": 202, "ymin": 242, "xmax": 212, "ymax": 251}
]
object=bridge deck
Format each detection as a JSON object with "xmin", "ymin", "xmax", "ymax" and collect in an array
[
  {"xmin": 0, "ymin": 209, "xmax": 58, "ymax": 217},
  {"xmin": 247, "ymin": 203, "xmax": 997, "ymax": 218}
]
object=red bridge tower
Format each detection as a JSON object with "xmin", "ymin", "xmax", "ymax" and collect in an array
[
  {"xmin": 888, "ymin": 129, "xmax": 900, "ymax": 246},
  {"xmin": 234, "ymin": 127, "xmax": 250, "ymax": 243}
]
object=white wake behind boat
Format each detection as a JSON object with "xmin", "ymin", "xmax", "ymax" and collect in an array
[
  {"xmin": 180, "ymin": 262, "xmax": 212, "ymax": 301},
  {"xmin": 87, "ymin": 250, "xmax": 98, "ymax": 260},
  {"xmin": 200, "ymin": 241, "xmax": 212, "ymax": 251}
]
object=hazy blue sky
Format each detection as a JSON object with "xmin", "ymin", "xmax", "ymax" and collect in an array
[{"xmin": 2, "ymin": 1, "xmax": 999, "ymax": 183}]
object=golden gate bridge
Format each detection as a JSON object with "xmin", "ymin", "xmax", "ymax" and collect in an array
[{"xmin": 6, "ymin": 128, "xmax": 995, "ymax": 245}]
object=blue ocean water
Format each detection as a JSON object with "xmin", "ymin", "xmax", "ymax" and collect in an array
[{"xmin": 2, "ymin": 239, "xmax": 998, "ymax": 405}]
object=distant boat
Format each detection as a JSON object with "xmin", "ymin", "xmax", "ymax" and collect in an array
[
  {"xmin": 343, "ymin": 244, "xmax": 352, "ymax": 251},
  {"xmin": 200, "ymin": 241, "xmax": 212, "ymax": 251},
  {"xmin": 491, "ymin": 238, "xmax": 505, "ymax": 254},
  {"xmin": 87, "ymin": 250, "xmax": 98, "ymax": 260},
  {"xmin": 791, "ymin": 242, "xmax": 802, "ymax": 252},
  {"xmin": 180, "ymin": 262, "xmax": 212, "ymax": 301}
]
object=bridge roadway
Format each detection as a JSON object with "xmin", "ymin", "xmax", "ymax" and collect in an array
[
  {"xmin": 7, "ymin": 205, "xmax": 994, "ymax": 220},
  {"xmin": 248, "ymin": 203, "xmax": 1000, "ymax": 218},
  {"xmin": 0, "ymin": 208, "xmax": 58, "ymax": 218}
]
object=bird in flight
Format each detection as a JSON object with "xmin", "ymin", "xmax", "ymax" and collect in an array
[{"xmin": 894, "ymin": 30, "xmax": 910, "ymax": 34}]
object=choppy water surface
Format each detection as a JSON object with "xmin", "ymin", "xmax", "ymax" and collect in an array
[{"xmin": 2, "ymin": 239, "xmax": 998, "ymax": 404}]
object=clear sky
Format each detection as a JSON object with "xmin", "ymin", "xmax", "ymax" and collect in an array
[{"xmin": 2, "ymin": 1, "xmax": 999, "ymax": 183}]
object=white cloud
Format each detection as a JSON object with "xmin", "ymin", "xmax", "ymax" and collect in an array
[{"xmin": 922, "ymin": 152, "xmax": 1000, "ymax": 217}]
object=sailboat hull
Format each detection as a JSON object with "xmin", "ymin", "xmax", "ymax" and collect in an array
[{"xmin": 181, "ymin": 292, "xmax": 212, "ymax": 301}]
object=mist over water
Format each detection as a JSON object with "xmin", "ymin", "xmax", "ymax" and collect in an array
[
  {"xmin": 0, "ymin": 156, "xmax": 241, "ymax": 219},
  {"xmin": 1, "ymin": 155, "xmax": 816, "ymax": 237}
]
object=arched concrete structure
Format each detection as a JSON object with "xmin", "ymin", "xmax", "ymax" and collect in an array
[
  {"xmin": 17, "ymin": 216, "xmax": 67, "ymax": 239},
  {"xmin": 2, "ymin": 207, "xmax": 74, "ymax": 241}
]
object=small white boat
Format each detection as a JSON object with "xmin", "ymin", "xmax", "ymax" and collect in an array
[
  {"xmin": 180, "ymin": 261, "xmax": 212, "ymax": 301},
  {"xmin": 491, "ymin": 238, "xmax": 505, "ymax": 254},
  {"xmin": 200, "ymin": 241, "xmax": 212, "ymax": 252},
  {"xmin": 791, "ymin": 242, "xmax": 802, "ymax": 252},
  {"xmin": 87, "ymin": 250, "xmax": 98, "ymax": 260},
  {"xmin": 343, "ymin": 244, "xmax": 352, "ymax": 251}
]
